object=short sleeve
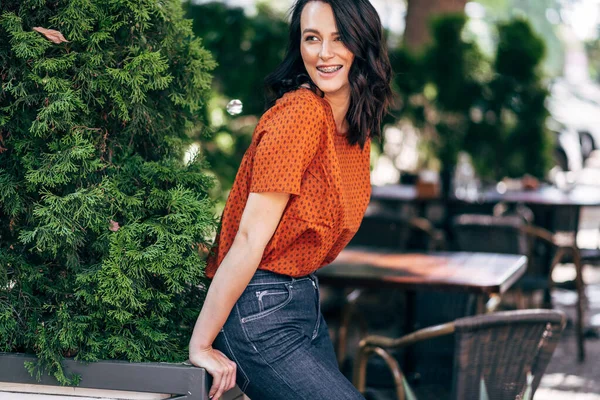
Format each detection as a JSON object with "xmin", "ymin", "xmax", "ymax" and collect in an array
[{"xmin": 250, "ymin": 92, "xmax": 325, "ymax": 195}]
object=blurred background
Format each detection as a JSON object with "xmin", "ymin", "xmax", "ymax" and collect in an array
[
  {"xmin": 182, "ymin": 0, "xmax": 600, "ymax": 210},
  {"xmin": 181, "ymin": 2, "xmax": 600, "ymax": 398},
  {"xmin": 185, "ymin": 0, "xmax": 600, "ymax": 400}
]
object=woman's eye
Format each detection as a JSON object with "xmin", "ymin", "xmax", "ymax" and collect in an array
[{"xmin": 305, "ymin": 35, "xmax": 319, "ymax": 42}]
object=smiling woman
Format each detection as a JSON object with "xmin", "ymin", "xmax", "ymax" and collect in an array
[
  {"xmin": 187, "ymin": 1, "xmax": 393, "ymax": 399},
  {"xmin": 300, "ymin": 2, "xmax": 355, "ymax": 103},
  {"xmin": 265, "ymin": 0, "xmax": 393, "ymax": 148}
]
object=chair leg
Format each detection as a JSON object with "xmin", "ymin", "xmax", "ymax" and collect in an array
[
  {"xmin": 513, "ymin": 288, "xmax": 528, "ymax": 309},
  {"xmin": 336, "ymin": 289, "xmax": 364, "ymax": 367},
  {"xmin": 353, "ymin": 346, "xmax": 406, "ymax": 400},
  {"xmin": 547, "ymin": 246, "xmax": 585, "ymax": 361},
  {"xmin": 571, "ymin": 247, "xmax": 586, "ymax": 362},
  {"xmin": 337, "ymin": 301, "xmax": 354, "ymax": 367},
  {"xmin": 546, "ymin": 247, "xmax": 567, "ymax": 309},
  {"xmin": 353, "ymin": 345, "xmax": 370, "ymax": 395}
]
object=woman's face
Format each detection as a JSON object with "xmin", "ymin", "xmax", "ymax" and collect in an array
[{"xmin": 300, "ymin": 1, "xmax": 354, "ymax": 99}]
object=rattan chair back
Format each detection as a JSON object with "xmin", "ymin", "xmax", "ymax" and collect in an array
[
  {"xmin": 350, "ymin": 211, "xmax": 413, "ymax": 250},
  {"xmin": 452, "ymin": 214, "xmax": 529, "ymax": 256},
  {"xmin": 451, "ymin": 309, "xmax": 566, "ymax": 400}
]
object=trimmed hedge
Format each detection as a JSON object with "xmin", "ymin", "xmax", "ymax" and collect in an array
[{"xmin": 1, "ymin": 0, "xmax": 217, "ymax": 384}]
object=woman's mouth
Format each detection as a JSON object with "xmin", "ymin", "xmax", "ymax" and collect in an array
[
  {"xmin": 317, "ymin": 65, "xmax": 342, "ymax": 73},
  {"xmin": 316, "ymin": 65, "xmax": 343, "ymax": 78}
]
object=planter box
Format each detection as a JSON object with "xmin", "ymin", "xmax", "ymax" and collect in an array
[{"xmin": 0, "ymin": 353, "xmax": 245, "ymax": 400}]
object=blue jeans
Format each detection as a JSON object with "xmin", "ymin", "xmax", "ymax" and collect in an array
[{"xmin": 213, "ymin": 269, "xmax": 366, "ymax": 400}]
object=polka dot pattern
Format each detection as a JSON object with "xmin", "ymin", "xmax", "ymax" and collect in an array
[{"xmin": 206, "ymin": 88, "xmax": 371, "ymax": 278}]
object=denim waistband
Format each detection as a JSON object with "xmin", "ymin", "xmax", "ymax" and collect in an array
[{"xmin": 247, "ymin": 269, "xmax": 318, "ymax": 286}]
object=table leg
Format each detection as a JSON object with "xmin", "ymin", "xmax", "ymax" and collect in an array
[
  {"xmin": 476, "ymin": 294, "xmax": 486, "ymax": 314},
  {"xmin": 403, "ymin": 290, "xmax": 416, "ymax": 380},
  {"xmin": 541, "ymin": 205, "xmax": 582, "ymax": 306}
]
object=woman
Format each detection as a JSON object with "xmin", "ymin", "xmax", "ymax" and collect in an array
[{"xmin": 188, "ymin": 0, "xmax": 393, "ymax": 398}]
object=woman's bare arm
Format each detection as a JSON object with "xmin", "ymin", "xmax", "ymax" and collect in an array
[{"xmin": 188, "ymin": 191, "xmax": 290, "ymax": 399}]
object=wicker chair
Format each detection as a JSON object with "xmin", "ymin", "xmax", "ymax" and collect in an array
[
  {"xmin": 353, "ymin": 309, "xmax": 566, "ymax": 400},
  {"xmin": 452, "ymin": 213, "xmax": 586, "ymax": 362},
  {"xmin": 333, "ymin": 209, "xmax": 446, "ymax": 367},
  {"xmin": 349, "ymin": 208, "xmax": 446, "ymax": 252},
  {"xmin": 452, "ymin": 214, "xmax": 530, "ymax": 256},
  {"xmin": 385, "ymin": 214, "xmax": 529, "ymax": 389}
]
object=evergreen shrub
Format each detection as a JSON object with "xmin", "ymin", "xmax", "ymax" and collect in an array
[{"xmin": 0, "ymin": 0, "xmax": 217, "ymax": 384}]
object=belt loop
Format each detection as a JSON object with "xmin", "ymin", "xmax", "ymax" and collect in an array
[{"xmin": 308, "ymin": 273, "xmax": 318, "ymax": 286}]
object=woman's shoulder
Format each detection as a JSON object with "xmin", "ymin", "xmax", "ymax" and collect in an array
[
  {"xmin": 264, "ymin": 87, "xmax": 328, "ymax": 122},
  {"xmin": 280, "ymin": 86, "xmax": 322, "ymax": 103}
]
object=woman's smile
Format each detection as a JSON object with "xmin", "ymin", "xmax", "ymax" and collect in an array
[
  {"xmin": 317, "ymin": 65, "xmax": 342, "ymax": 73},
  {"xmin": 316, "ymin": 64, "xmax": 343, "ymax": 78},
  {"xmin": 300, "ymin": 2, "xmax": 354, "ymax": 98}
]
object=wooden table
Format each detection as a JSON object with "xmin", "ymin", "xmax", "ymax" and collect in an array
[
  {"xmin": 317, "ymin": 247, "xmax": 527, "ymax": 295},
  {"xmin": 317, "ymin": 247, "xmax": 528, "ymax": 372}
]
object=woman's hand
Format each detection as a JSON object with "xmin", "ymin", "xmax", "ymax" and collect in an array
[{"xmin": 189, "ymin": 346, "xmax": 237, "ymax": 399}]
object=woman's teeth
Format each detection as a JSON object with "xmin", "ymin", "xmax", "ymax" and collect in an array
[{"xmin": 317, "ymin": 66, "xmax": 342, "ymax": 73}]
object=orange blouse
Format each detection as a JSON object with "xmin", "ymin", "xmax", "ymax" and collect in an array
[{"xmin": 205, "ymin": 88, "xmax": 371, "ymax": 278}]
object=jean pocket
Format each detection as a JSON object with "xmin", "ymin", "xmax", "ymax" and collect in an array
[{"xmin": 238, "ymin": 283, "xmax": 293, "ymax": 324}]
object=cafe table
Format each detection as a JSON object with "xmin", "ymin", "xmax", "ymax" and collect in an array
[
  {"xmin": 371, "ymin": 183, "xmax": 600, "ymax": 208},
  {"xmin": 316, "ymin": 246, "xmax": 528, "ymax": 366},
  {"xmin": 371, "ymin": 183, "xmax": 600, "ymax": 232},
  {"xmin": 318, "ymin": 246, "xmax": 527, "ymax": 301},
  {"xmin": 464, "ymin": 185, "xmax": 600, "ymax": 232},
  {"xmin": 370, "ymin": 184, "xmax": 428, "ymax": 203}
]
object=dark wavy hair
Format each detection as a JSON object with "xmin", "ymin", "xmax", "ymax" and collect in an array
[{"xmin": 264, "ymin": 0, "xmax": 393, "ymax": 149}]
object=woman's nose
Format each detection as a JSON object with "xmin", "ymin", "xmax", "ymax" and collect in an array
[{"xmin": 319, "ymin": 41, "xmax": 334, "ymax": 60}]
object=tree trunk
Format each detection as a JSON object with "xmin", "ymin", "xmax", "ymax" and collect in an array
[{"xmin": 404, "ymin": 0, "xmax": 468, "ymax": 51}]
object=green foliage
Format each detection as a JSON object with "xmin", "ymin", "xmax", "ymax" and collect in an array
[
  {"xmin": 390, "ymin": 13, "xmax": 552, "ymax": 181},
  {"xmin": 0, "ymin": 0, "xmax": 217, "ymax": 384},
  {"xmin": 464, "ymin": 18, "xmax": 552, "ymax": 180},
  {"xmin": 186, "ymin": 1, "xmax": 287, "ymax": 116},
  {"xmin": 495, "ymin": 19, "xmax": 546, "ymax": 82},
  {"xmin": 476, "ymin": 0, "xmax": 564, "ymax": 77},
  {"xmin": 426, "ymin": 14, "xmax": 489, "ymax": 169},
  {"xmin": 184, "ymin": 2, "xmax": 288, "ymax": 198},
  {"xmin": 585, "ymin": 38, "xmax": 600, "ymax": 83},
  {"xmin": 427, "ymin": 15, "xmax": 487, "ymax": 112}
]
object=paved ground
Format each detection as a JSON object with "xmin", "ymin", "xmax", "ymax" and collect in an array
[
  {"xmin": 536, "ymin": 251, "xmax": 600, "ymax": 398},
  {"xmin": 537, "ymin": 162, "xmax": 600, "ymax": 399}
]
